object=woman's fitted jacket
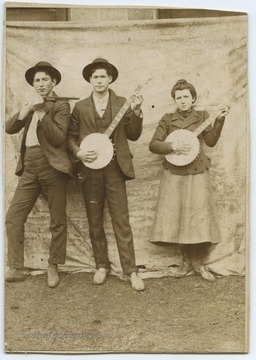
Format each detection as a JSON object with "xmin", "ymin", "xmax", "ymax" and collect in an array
[
  {"xmin": 6, "ymin": 98, "xmax": 73, "ymax": 177},
  {"xmin": 149, "ymin": 108, "xmax": 225, "ymax": 175}
]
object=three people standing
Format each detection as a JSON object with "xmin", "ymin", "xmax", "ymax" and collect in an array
[{"xmin": 5, "ymin": 62, "xmax": 227, "ymax": 289}]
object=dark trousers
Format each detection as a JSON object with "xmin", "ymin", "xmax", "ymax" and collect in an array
[
  {"xmin": 6, "ymin": 146, "xmax": 68, "ymax": 268},
  {"xmin": 81, "ymin": 159, "xmax": 137, "ymax": 275}
]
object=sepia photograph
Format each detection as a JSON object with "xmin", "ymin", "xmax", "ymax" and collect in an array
[{"xmin": 2, "ymin": 0, "xmax": 252, "ymax": 356}]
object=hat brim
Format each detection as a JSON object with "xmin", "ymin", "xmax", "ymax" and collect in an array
[
  {"xmin": 25, "ymin": 66, "xmax": 61, "ymax": 86},
  {"xmin": 82, "ymin": 62, "xmax": 118, "ymax": 83}
]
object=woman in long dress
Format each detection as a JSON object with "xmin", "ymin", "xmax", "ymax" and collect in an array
[{"xmin": 149, "ymin": 79, "xmax": 229, "ymax": 281}]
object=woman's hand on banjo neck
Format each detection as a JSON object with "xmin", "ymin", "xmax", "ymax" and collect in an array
[{"xmin": 216, "ymin": 106, "xmax": 230, "ymax": 120}]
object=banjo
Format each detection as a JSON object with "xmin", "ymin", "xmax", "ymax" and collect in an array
[
  {"xmin": 165, "ymin": 105, "xmax": 230, "ymax": 166},
  {"xmin": 80, "ymin": 77, "xmax": 151, "ymax": 169}
]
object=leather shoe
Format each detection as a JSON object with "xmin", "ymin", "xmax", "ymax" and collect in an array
[
  {"xmin": 173, "ymin": 262, "xmax": 191, "ymax": 277},
  {"xmin": 199, "ymin": 265, "xmax": 216, "ymax": 281},
  {"xmin": 93, "ymin": 268, "xmax": 108, "ymax": 285},
  {"xmin": 5, "ymin": 267, "xmax": 25, "ymax": 282},
  {"xmin": 47, "ymin": 264, "xmax": 60, "ymax": 288},
  {"xmin": 130, "ymin": 272, "xmax": 145, "ymax": 291}
]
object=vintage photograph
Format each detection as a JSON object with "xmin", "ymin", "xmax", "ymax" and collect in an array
[{"xmin": 3, "ymin": 2, "xmax": 248, "ymax": 354}]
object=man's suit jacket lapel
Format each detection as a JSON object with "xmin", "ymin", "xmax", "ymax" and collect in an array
[
  {"xmin": 109, "ymin": 90, "xmax": 127, "ymax": 141},
  {"xmin": 83, "ymin": 90, "xmax": 125, "ymax": 131},
  {"xmin": 110, "ymin": 90, "xmax": 125, "ymax": 120},
  {"xmin": 83, "ymin": 95, "xmax": 97, "ymax": 128},
  {"xmin": 41, "ymin": 100, "xmax": 55, "ymax": 115}
]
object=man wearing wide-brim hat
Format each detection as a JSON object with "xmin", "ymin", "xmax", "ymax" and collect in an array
[
  {"xmin": 5, "ymin": 61, "xmax": 73, "ymax": 288},
  {"xmin": 67, "ymin": 57, "xmax": 145, "ymax": 291}
]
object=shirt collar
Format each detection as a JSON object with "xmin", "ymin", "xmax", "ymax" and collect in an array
[
  {"xmin": 93, "ymin": 91, "xmax": 109, "ymax": 104},
  {"xmin": 172, "ymin": 107, "xmax": 199, "ymax": 120}
]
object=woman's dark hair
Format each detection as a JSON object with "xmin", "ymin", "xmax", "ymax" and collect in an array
[
  {"xmin": 171, "ymin": 79, "xmax": 197, "ymax": 102},
  {"xmin": 90, "ymin": 63, "xmax": 113, "ymax": 78}
]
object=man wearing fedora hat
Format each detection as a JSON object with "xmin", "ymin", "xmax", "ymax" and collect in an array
[
  {"xmin": 68, "ymin": 58, "xmax": 145, "ymax": 291},
  {"xmin": 5, "ymin": 61, "xmax": 73, "ymax": 288}
]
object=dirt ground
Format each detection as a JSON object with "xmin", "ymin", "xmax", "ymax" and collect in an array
[{"xmin": 5, "ymin": 272, "xmax": 247, "ymax": 354}]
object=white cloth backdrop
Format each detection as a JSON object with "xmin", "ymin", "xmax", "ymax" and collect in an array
[{"xmin": 5, "ymin": 16, "xmax": 248, "ymax": 278}]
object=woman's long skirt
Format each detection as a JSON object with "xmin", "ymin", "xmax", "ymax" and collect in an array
[{"xmin": 149, "ymin": 169, "xmax": 222, "ymax": 245}]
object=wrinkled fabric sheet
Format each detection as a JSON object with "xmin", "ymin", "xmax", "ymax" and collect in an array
[{"xmin": 5, "ymin": 16, "xmax": 248, "ymax": 278}]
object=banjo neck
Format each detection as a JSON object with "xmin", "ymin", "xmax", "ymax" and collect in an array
[
  {"xmin": 193, "ymin": 116, "xmax": 215, "ymax": 137},
  {"xmin": 193, "ymin": 105, "xmax": 229, "ymax": 137},
  {"xmin": 104, "ymin": 97, "xmax": 133, "ymax": 137},
  {"xmin": 104, "ymin": 78, "xmax": 151, "ymax": 138}
]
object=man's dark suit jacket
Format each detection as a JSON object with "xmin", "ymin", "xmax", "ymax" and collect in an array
[
  {"xmin": 67, "ymin": 89, "xmax": 143, "ymax": 181},
  {"xmin": 6, "ymin": 99, "xmax": 73, "ymax": 177}
]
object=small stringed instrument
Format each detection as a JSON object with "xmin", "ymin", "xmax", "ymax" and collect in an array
[
  {"xmin": 165, "ymin": 105, "xmax": 230, "ymax": 166},
  {"xmin": 44, "ymin": 96, "xmax": 80, "ymax": 101},
  {"xmin": 80, "ymin": 77, "xmax": 151, "ymax": 169}
]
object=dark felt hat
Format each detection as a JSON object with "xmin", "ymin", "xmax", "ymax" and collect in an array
[
  {"xmin": 82, "ymin": 58, "xmax": 118, "ymax": 83},
  {"xmin": 25, "ymin": 61, "xmax": 61, "ymax": 86}
]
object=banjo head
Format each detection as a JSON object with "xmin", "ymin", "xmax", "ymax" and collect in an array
[
  {"xmin": 80, "ymin": 133, "xmax": 114, "ymax": 169},
  {"xmin": 165, "ymin": 129, "xmax": 200, "ymax": 166}
]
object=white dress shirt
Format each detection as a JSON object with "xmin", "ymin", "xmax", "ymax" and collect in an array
[
  {"xmin": 25, "ymin": 111, "xmax": 41, "ymax": 147},
  {"xmin": 93, "ymin": 92, "xmax": 109, "ymax": 118}
]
